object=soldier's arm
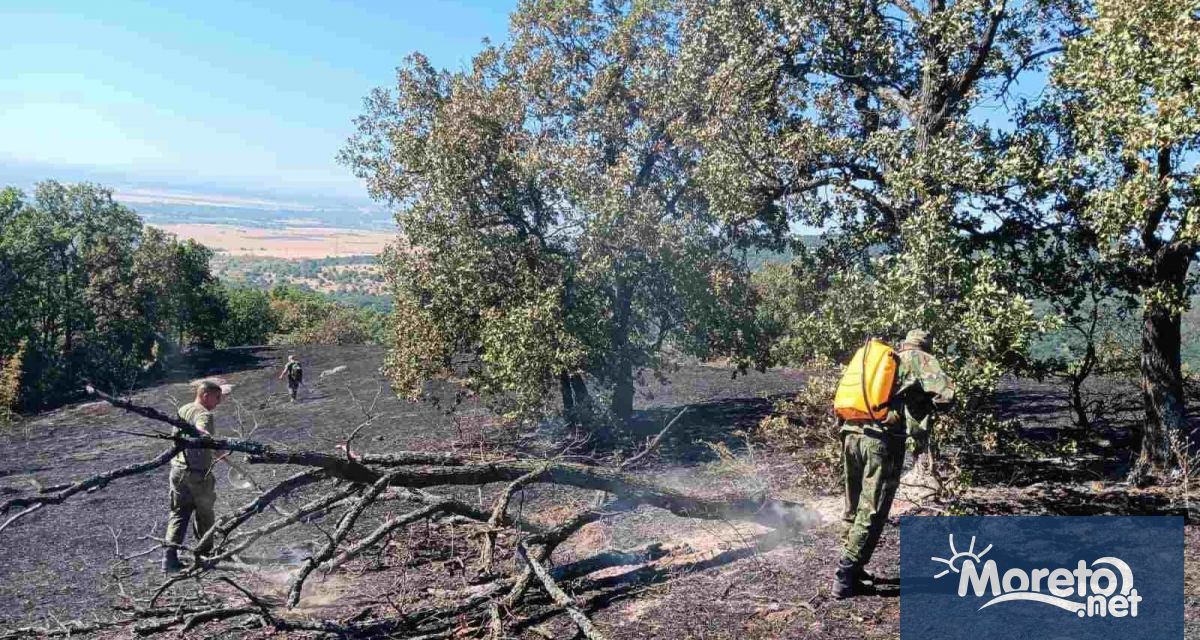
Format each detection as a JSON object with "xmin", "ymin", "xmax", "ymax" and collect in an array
[
  {"xmin": 921, "ymin": 356, "xmax": 956, "ymax": 405},
  {"xmin": 194, "ymin": 412, "xmax": 213, "ymax": 437},
  {"xmin": 278, "ymin": 366, "xmax": 287, "ymax": 380}
]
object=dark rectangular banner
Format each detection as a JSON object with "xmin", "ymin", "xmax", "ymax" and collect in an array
[{"xmin": 900, "ymin": 515, "xmax": 1183, "ymax": 639}]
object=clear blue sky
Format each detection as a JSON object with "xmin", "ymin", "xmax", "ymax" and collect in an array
[{"xmin": 0, "ymin": 1, "xmax": 513, "ymax": 200}]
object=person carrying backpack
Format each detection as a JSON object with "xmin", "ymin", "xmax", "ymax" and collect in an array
[
  {"xmin": 831, "ymin": 329, "xmax": 955, "ymax": 599},
  {"xmin": 279, "ymin": 355, "xmax": 303, "ymax": 402}
]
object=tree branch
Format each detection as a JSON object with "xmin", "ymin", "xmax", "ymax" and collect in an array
[
  {"xmin": 518, "ymin": 541, "xmax": 609, "ymax": 640},
  {"xmin": 0, "ymin": 445, "xmax": 179, "ymax": 516}
]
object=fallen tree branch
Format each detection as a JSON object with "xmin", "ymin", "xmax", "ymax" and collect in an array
[
  {"xmin": 372, "ymin": 462, "xmax": 804, "ymax": 529},
  {"xmin": 505, "ymin": 498, "xmax": 638, "ymax": 610},
  {"xmin": 218, "ymin": 577, "xmax": 276, "ymax": 626},
  {"xmin": 0, "ymin": 604, "xmax": 222, "ymax": 640},
  {"xmin": 518, "ymin": 541, "xmax": 609, "ymax": 640},
  {"xmin": 132, "ymin": 606, "xmax": 258, "ymax": 635},
  {"xmin": 179, "ymin": 606, "xmax": 260, "ymax": 634},
  {"xmin": 210, "ymin": 482, "xmax": 363, "ymax": 565},
  {"xmin": 287, "ymin": 470, "xmax": 404, "ymax": 608},
  {"xmin": 86, "ymin": 387, "xmax": 202, "ymax": 437},
  {"xmin": 0, "ymin": 618, "xmax": 125, "ymax": 640},
  {"xmin": 0, "ymin": 503, "xmax": 44, "ymax": 535},
  {"xmin": 7, "ymin": 391, "xmax": 814, "ymax": 640},
  {"xmin": 0, "ymin": 446, "xmax": 180, "ymax": 516},
  {"xmin": 323, "ymin": 501, "xmax": 445, "ymax": 572},
  {"xmin": 103, "ymin": 432, "xmax": 805, "ymax": 530},
  {"xmin": 619, "ymin": 407, "xmax": 688, "ymax": 471},
  {"xmin": 87, "ymin": 387, "xmax": 387, "ymax": 483},
  {"xmin": 88, "ymin": 394, "xmax": 807, "ymax": 529},
  {"xmin": 191, "ymin": 469, "xmax": 327, "ymax": 561},
  {"xmin": 480, "ymin": 464, "xmax": 547, "ymax": 573}
]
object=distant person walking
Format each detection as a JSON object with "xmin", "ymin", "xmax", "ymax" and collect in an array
[
  {"xmin": 163, "ymin": 380, "xmax": 223, "ymax": 573},
  {"xmin": 279, "ymin": 354, "xmax": 303, "ymax": 402}
]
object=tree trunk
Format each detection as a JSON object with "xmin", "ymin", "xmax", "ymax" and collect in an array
[
  {"xmin": 1134, "ymin": 300, "xmax": 1188, "ymax": 475},
  {"xmin": 609, "ymin": 280, "xmax": 634, "ymax": 422},
  {"xmin": 611, "ymin": 361, "xmax": 634, "ymax": 422},
  {"xmin": 1069, "ymin": 375, "xmax": 1091, "ymax": 431},
  {"xmin": 560, "ymin": 372, "xmax": 595, "ymax": 425},
  {"xmin": 1132, "ymin": 252, "xmax": 1192, "ymax": 479},
  {"xmin": 560, "ymin": 372, "xmax": 574, "ymax": 414},
  {"xmin": 1069, "ymin": 328, "xmax": 1098, "ymax": 431},
  {"xmin": 570, "ymin": 374, "xmax": 593, "ymax": 412}
]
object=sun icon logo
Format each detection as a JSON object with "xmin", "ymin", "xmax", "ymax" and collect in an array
[{"xmin": 931, "ymin": 534, "xmax": 993, "ymax": 579}]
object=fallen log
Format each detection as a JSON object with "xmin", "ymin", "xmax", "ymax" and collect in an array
[
  {"xmin": 519, "ymin": 541, "xmax": 608, "ymax": 640},
  {"xmin": 3, "ymin": 390, "xmax": 816, "ymax": 640},
  {"xmin": 370, "ymin": 462, "xmax": 809, "ymax": 529},
  {"xmin": 0, "ymin": 445, "xmax": 180, "ymax": 517},
  {"xmin": 76, "ymin": 390, "xmax": 813, "ymax": 529}
]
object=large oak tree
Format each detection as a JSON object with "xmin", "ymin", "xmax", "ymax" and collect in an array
[
  {"xmin": 1032, "ymin": 0, "xmax": 1200, "ymax": 475},
  {"xmin": 343, "ymin": 0, "xmax": 772, "ymax": 424},
  {"xmin": 681, "ymin": 1, "xmax": 1079, "ymax": 429}
]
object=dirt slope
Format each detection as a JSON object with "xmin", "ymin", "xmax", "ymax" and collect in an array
[{"xmin": 0, "ymin": 346, "xmax": 1195, "ymax": 638}]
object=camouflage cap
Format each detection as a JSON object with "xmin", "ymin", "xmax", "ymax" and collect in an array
[{"xmin": 903, "ymin": 329, "xmax": 931, "ymax": 350}]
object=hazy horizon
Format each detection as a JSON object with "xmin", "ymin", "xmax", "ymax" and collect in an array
[{"xmin": 1, "ymin": 0, "xmax": 514, "ymax": 206}]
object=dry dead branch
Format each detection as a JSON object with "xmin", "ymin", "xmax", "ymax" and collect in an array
[
  {"xmin": 0, "ymin": 390, "xmax": 812, "ymax": 639},
  {"xmin": 519, "ymin": 541, "xmax": 608, "ymax": 640}
]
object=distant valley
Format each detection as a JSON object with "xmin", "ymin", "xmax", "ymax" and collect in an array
[{"xmin": 153, "ymin": 223, "xmax": 394, "ymax": 259}]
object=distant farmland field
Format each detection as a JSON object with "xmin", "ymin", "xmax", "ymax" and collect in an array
[{"xmin": 153, "ymin": 223, "xmax": 395, "ymax": 258}]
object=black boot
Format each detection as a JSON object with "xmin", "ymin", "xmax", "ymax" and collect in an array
[
  {"xmin": 833, "ymin": 559, "xmax": 857, "ymax": 599},
  {"xmin": 162, "ymin": 548, "xmax": 183, "ymax": 573}
]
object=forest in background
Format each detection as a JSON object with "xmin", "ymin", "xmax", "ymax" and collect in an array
[
  {"xmin": 211, "ymin": 254, "xmax": 392, "ymax": 312},
  {"xmin": 0, "ymin": 0, "xmax": 1198, "ymax": 483},
  {"xmin": 0, "ymin": 181, "xmax": 386, "ymax": 413}
]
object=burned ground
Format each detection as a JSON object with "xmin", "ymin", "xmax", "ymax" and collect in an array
[{"xmin": 0, "ymin": 346, "xmax": 1196, "ymax": 638}]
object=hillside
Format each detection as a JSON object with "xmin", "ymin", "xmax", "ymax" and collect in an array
[{"xmin": 2, "ymin": 346, "xmax": 1199, "ymax": 638}]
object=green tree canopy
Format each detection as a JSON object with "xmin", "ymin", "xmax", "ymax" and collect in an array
[
  {"xmin": 0, "ymin": 181, "xmax": 228, "ymax": 407},
  {"xmin": 1024, "ymin": 0, "xmax": 1200, "ymax": 474},
  {"xmin": 684, "ymin": 0, "xmax": 1082, "ymax": 405},
  {"xmin": 343, "ymin": 0, "xmax": 772, "ymax": 422},
  {"xmin": 219, "ymin": 286, "xmax": 278, "ymax": 348}
]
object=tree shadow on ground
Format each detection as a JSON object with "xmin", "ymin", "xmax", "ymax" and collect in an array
[
  {"xmin": 956, "ymin": 482, "xmax": 1194, "ymax": 521},
  {"xmin": 512, "ymin": 529, "xmax": 854, "ymax": 633},
  {"xmin": 158, "ymin": 346, "xmax": 274, "ymax": 385},
  {"xmin": 592, "ymin": 395, "xmax": 793, "ymax": 466},
  {"xmin": 988, "ymin": 388, "xmax": 1066, "ymax": 421},
  {"xmin": 961, "ymin": 451, "xmax": 1130, "ymax": 486}
]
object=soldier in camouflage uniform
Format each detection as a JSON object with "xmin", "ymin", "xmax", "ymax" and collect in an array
[
  {"xmin": 278, "ymin": 355, "xmax": 303, "ymax": 402},
  {"xmin": 833, "ymin": 329, "xmax": 955, "ymax": 598},
  {"xmin": 162, "ymin": 380, "xmax": 223, "ymax": 572}
]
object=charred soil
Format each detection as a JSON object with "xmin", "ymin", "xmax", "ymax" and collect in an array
[{"xmin": 0, "ymin": 346, "xmax": 1196, "ymax": 638}]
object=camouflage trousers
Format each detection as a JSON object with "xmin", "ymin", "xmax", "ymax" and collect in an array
[
  {"xmin": 840, "ymin": 432, "xmax": 905, "ymax": 565},
  {"xmin": 165, "ymin": 466, "xmax": 216, "ymax": 557}
]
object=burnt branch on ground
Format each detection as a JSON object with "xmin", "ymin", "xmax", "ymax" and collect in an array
[{"xmin": 0, "ymin": 389, "xmax": 813, "ymax": 639}]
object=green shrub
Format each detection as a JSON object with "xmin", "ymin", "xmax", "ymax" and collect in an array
[
  {"xmin": 756, "ymin": 371, "xmax": 842, "ymax": 491},
  {"xmin": 0, "ymin": 341, "xmax": 25, "ymax": 426}
]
